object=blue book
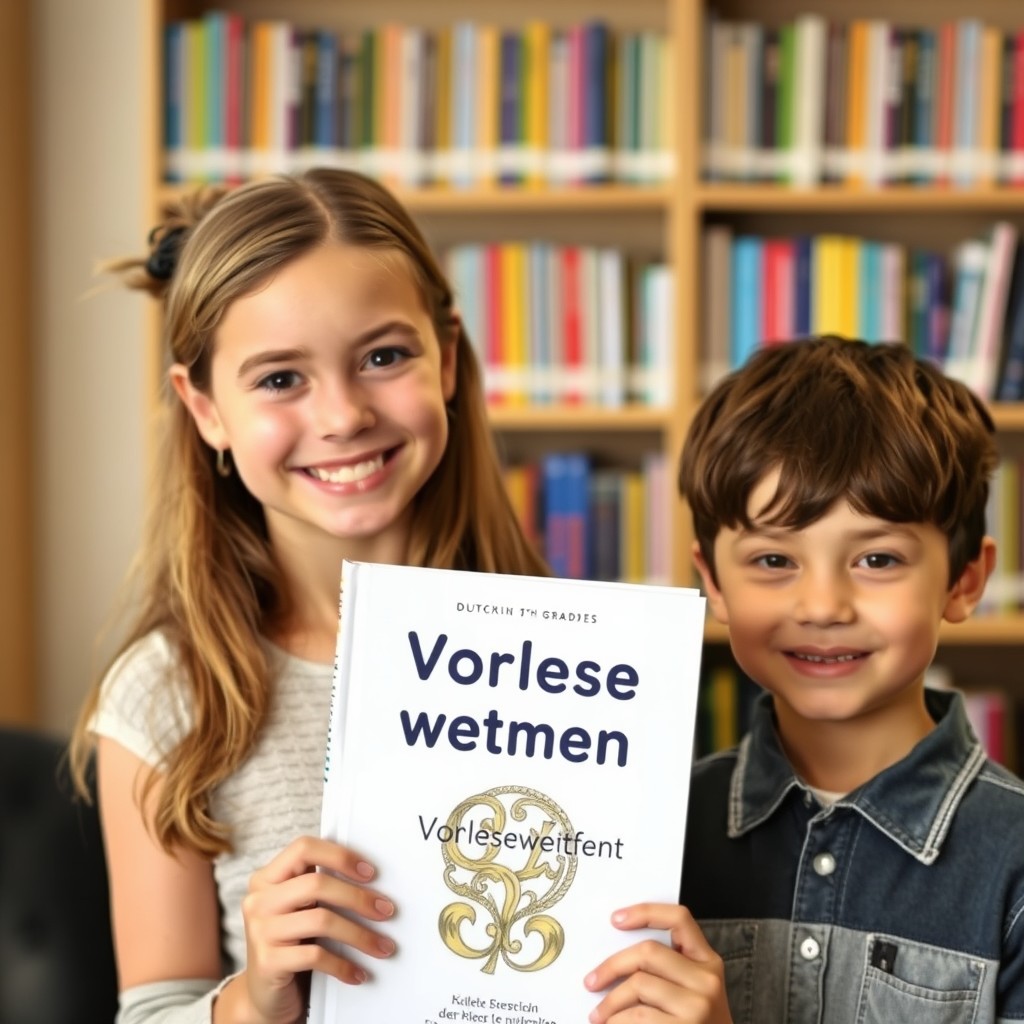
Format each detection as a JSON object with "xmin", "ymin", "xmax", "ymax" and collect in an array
[
  {"xmin": 793, "ymin": 236, "xmax": 812, "ymax": 337},
  {"xmin": 860, "ymin": 241, "xmax": 881, "ymax": 342},
  {"xmin": 542, "ymin": 453, "xmax": 570, "ymax": 578},
  {"xmin": 997, "ymin": 244, "xmax": 1024, "ymax": 401},
  {"xmin": 314, "ymin": 31, "xmax": 338, "ymax": 147},
  {"xmin": 164, "ymin": 22, "xmax": 183, "ymax": 181},
  {"xmin": 730, "ymin": 237, "xmax": 762, "ymax": 368},
  {"xmin": 583, "ymin": 22, "xmax": 611, "ymax": 182},
  {"xmin": 564, "ymin": 453, "xmax": 592, "ymax": 580},
  {"xmin": 498, "ymin": 31, "xmax": 522, "ymax": 185}
]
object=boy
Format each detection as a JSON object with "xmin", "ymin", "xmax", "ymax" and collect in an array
[{"xmin": 677, "ymin": 336, "xmax": 1024, "ymax": 1022}]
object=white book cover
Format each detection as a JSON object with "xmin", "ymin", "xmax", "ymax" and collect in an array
[{"xmin": 309, "ymin": 562, "xmax": 706, "ymax": 1024}]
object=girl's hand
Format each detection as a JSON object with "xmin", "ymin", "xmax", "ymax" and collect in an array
[
  {"xmin": 584, "ymin": 903, "xmax": 733, "ymax": 1024},
  {"xmin": 232, "ymin": 835, "xmax": 396, "ymax": 1024}
]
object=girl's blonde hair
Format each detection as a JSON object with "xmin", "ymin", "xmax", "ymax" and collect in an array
[{"xmin": 71, "ymin": 169, "xmax": 548, "ymax": 855}]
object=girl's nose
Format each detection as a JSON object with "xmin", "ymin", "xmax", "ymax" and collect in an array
[{"xmin": 314, "ymin": 379, "xmax": 375, "ymax": 439}]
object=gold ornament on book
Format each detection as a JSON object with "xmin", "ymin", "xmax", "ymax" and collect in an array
[{"xmin": 438, "ymin": 785, "xmax": 577, "ymax": 974}]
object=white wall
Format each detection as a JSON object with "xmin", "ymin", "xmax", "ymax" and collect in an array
[{"xmin": 35, "ymin": 0, "xmax": 147, "ymax": 729}]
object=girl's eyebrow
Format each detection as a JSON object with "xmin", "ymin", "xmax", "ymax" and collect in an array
[{"xmin": 235, "ymin": 321, "xmax": 422, "ymax": 379}]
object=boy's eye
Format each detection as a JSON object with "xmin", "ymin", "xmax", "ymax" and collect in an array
[
  {"xmin": 256, "ymin": 370, "xmax": 302, "ymax": 392},
  {"xmin": 755, "ymin": 553, "xmax": 793, "ymax": 570},
  {"xmin": 362, "ymin": 346, "xmax": 411, "ymax": 371},
  {"xmin": 858, "ymin": 552, "xmax": 901, "ymax": 570}
]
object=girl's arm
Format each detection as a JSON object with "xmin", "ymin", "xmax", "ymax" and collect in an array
[
  {"xmin": 98, "ymin": 738, "xmax": 397, "ymax": 1024},
  {"xmin": 584, "ymin": 903, "xmax": 733, "ymax": 1024}
]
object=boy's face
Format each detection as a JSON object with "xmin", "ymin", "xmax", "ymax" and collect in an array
[{"xmin": 693, "ymin": 471, "xmax": 994, "ymax": 741}]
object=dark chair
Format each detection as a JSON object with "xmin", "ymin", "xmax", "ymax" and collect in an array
[{"xmin": 0, "ymin": 727, "xmax": 118, "ymax": 1024}]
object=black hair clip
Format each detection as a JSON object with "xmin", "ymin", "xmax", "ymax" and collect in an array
[{"xmin": 145, "ymin": 226, "xmax": 187, "ymax": 281}]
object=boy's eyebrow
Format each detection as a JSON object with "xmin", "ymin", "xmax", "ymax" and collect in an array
[
  {"xmin": 738, "ymin": 523, "xmax": 923, "ymax": 543},
  {"xmin": 235, "ymin": 321, "xmax": 421, "ymax": 379}
]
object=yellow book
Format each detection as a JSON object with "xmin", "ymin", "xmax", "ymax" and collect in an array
[
  {"xmin": 999, "ymin": 457, "xmax": 1020, "ymax": 614},
  {"xmin": 185, "ymin": 19, "xmax": 206, "ymax": 179},
  {"xmin": 978, "ymin": 26, "xmax": 1002, "ymax": 187},
  {"xmin": 523, "ymin": 21, "xmax": 550, "ymax": 187},
  {"xmin": 838, "ymin": 236, "xmax": 860, "ymax": 338},
  {"xmin": 248, "ymin": 22, "xmax": 271, "ymax": 160},
  {"xmin": 501, "ymin": 243, "xmax": 528, "ymax": 404},
  {"xmin": 812, "ymin": 235, "xmax": 845, "ymax": 336},
  {"xmin": 476, "ymin": 24, "xmax": 499, "ymax": 185},
  {"xmin": 619, "ymin": 471, "xmax": 646, "ymax": 583},
  {"xmin": 845, "ymin": 21, "xmax": 867, "ymax": 185},
  {"xmin": 710, "ymin": 665, "xmax": 739, "ymax": 752}
]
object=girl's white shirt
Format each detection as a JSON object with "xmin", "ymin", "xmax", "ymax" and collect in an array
[{"xmin": 91, "ymin": 630, "xmax": 334, "ymax": 1023}]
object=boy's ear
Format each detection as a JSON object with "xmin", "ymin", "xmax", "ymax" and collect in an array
[
  {"xmin": 692, "ymin": 541, "xmax": 729, "ymax": 624},
  {"xmin": 942, "ymin": 537, "xmax": 997, "ymax": 624},
  {"xmin": 168, "ymin": 364, "xmax": 229, "ymax": 451}
]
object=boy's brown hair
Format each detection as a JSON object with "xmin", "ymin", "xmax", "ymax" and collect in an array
[{"xmin": 678, "ymin": 336, "xmax": 997, "ymax": 586}]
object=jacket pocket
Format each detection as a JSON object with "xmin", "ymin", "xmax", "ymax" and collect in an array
[
  {"xmin": 856, "ymin": 933, "xmax": 985, "ymax": 1024},
  {"xmin": 699, "ymin": 920, "xmax": 757, "ymax": 1024}
]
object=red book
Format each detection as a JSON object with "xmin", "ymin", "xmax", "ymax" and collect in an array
[
  {"xmin": 561, "ymin": 246, "xmax": 583, "ymax": 403},
  {"xmin": 1013, "ymin": 31, "xmax": 1024, "ymax": 185},
  {"xmin": 484, "ymin": 244, "xmax": 503, "ymax": 405},
  {"xmin": 935, "ymin": 22, "xmax": 956, "ymax": 186}
]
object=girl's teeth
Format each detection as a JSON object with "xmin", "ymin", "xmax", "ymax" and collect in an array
[
  {"xmin": 793, "ymin": 652, "xmax": 860, "ymax": 663},
  {"xmin": 308, "ymin": 455, "xmax": 384, "ymax": 484}
]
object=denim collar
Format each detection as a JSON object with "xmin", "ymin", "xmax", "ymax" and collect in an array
[{"xmin": 727, "ymin": 689, "xmax": 987, "ymax": 865}]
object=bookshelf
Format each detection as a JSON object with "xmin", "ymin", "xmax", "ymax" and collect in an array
[
  {"xmin": 1, "ymin": 0, "xmax": 34, "ymax": 724},
  {"xmin": 144, "ymin": 1, "xmax": 1024, "ymax": 685}
]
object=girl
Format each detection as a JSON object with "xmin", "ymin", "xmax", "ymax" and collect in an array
[{"xmin": 71, "ymin": 169, "xmax": 727, "ymax": 1024}]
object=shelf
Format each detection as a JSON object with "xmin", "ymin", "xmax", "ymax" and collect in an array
[
  {"xmin": 155, "ymin": 180, "xmax": 673, "ymax": 213},
  {"xmin": 697, "ymin": 184, "xmax": 1024, "ymax": 214},
  {"xmin": 488, "ymin": 404, "xmax": 672, "ymax": 431},
  {"xmin": 704, "ymin": 616, "xmax": 1024, "ymax": 646},
  {"xmin": 991, "ymin": 404, "xmax": 1024, "ymax": 431}
]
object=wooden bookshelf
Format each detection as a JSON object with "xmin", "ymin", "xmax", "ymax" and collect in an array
[
  {"xmin": 144, "ymin": 0, "xmax": 1024, "ymax": 661},
  {"xmin": 0, "ymin": 0, "xmax": 34, "ymax": 724}
]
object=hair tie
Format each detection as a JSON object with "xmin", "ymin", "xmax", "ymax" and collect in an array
[{"xmin": 145, "ymin": 226, "xmax": 187, "ymax": 281}]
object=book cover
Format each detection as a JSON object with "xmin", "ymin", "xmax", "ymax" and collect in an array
[{"xmin": 309, "ymin": 561, "xmax": 705, "ymax": 1023}]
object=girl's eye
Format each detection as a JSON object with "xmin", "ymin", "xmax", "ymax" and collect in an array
[
  {"xmin": 362, "ymin": 346, "xmax": 411, "ymax": 371},
  {"xmin": 755, "ymin": 553, "xmax": 793, "ymax": 570},
  {"xmin": 859, "ymin": 552, "xmax": 901, "ymax": 570},
  {"xmin": 256, "ymin": 370, "xmax": 302, "ymax": 392}
]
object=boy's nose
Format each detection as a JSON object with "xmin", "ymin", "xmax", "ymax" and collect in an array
[
  {"xmin": 314, "ymin": 380, "xmax": 375, "ymax": 439},
  {"xmin": 793, "ymin": 570, "xmax": 855, "ymax": 627}
]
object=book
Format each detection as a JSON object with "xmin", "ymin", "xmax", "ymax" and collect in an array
[{"xmin": 308, "ymin": 561, "xmax": 705, "ymax": 1024}]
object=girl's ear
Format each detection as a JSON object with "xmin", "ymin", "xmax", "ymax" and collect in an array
[
  {"xmin": 168, "ymin": 364, "xmax": 229, "ymax": 451},
  {"xmin": 692, "ymin": 540, "xmax": 729, "ymax": 624},
  {"xmin": 440, "ymin": 321, "xmax": 459, "ymax": 403},
  {"xmin": 942, "ymin": 537, "xmax": 997, "ymax": 624}
]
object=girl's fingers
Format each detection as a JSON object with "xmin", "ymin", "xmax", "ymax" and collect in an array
[
  {"xmin": 250, "ymin": 835, "xmax": 377, "ymax": 887},
  {"xmin": 612, "ymin": 903, "xmax": 719, "ymax": 963},
  {"xmin": 244, "ymin": 867, "xmax": 395, "ymax": 924},
  {"xmin": 255, "ymin": 904, "xmax": 397, "ymax": 960}
]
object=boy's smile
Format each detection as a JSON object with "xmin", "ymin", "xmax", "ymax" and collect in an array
[{"xmin": 693, "ymin": 469, "xmax": 994, "ymax": 789}]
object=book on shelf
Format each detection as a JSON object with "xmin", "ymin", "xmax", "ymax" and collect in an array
[
  {"xmin": 308, "ymin": 560, "xmax": 705, "ymax": 1024},
  {"xmin": 700, "ymin": 221, "xmax": 1024, "ymax": 403},
  {"xmin": 703, "ymin": 14, "xmax": 1024, "ymax": 186},
  {"xmin": 161, "ymin": 15, "xmax": 673, "ymax": 187},
  {"xmin": 446, "ymin": 243, "xmax": 666, "ymax": 408},
  {"xmin": 504, "ymin": 454, "xmax": 670, "ymax": 585}
]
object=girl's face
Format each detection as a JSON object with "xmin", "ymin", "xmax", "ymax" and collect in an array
[{"xmin": 173, "ymin": 242, "xmax": 456, "ymax": 564}]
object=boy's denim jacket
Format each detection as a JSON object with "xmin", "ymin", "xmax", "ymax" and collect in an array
[{"xmin": 681, "ymin": 689, "xmax": 1024, "ymax": 1023}]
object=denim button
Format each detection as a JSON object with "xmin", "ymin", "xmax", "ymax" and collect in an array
[
  {"xmin": 813, "ymin": 852, "xmax": 836, "ymax": 876},
  {"xmin": 800, "ymin": 937, "xmax": 820, "ymax": 960}
]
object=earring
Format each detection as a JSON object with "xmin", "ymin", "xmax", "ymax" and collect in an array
[{"xmin": 216, "ymin": 448, "xmax": 232, "ymax": 478}]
